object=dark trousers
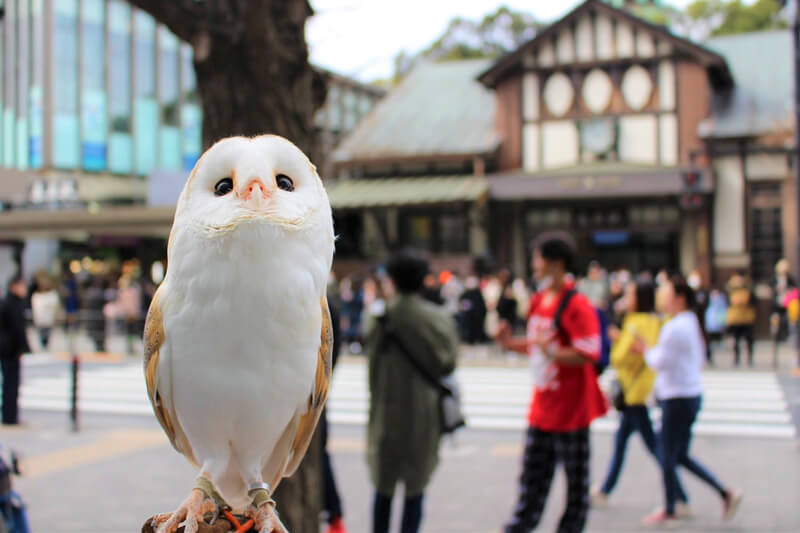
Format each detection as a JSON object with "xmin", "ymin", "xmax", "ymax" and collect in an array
[
  {"xmin": 320, "ymin": 409, "xmax": 343, "ymax": 522},
  {"xmin": 600, "ymin": 406, "xmax": 688, "ymax": 501},
  {"xmin": 1, "ymin": 358, "xmax": 21, "ymax": 425},
  {"xmin": 373, "ymin": 491, "xmax": 423, "ymax": 533},
  {"xmin": 38, "ymin": 327, "xmax": 52, "ymax": 349},
  {"xmin": 505, "ymin": 427, "xmax": 590, "ymax": 533},
  {"xmin": 729, "ymin": 325, "xmax": 754, "ymax": 366},
  {"xmin": 659, "ymin": 397, "xmax": 726, "ymax": 515}
]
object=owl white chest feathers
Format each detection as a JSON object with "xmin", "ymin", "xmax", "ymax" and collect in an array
[{"xmin": 158, "ymin": 219, "xmax": 330, "ymax": 507}]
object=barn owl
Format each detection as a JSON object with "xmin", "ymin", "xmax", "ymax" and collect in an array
[{"xmin": 144, "ymin": 135, "xmax": 335, "ymax": 533}]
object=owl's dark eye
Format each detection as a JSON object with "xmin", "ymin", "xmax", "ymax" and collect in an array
[
  {"xmin": 214, "ymin": 178, "xmax": 234, "ymax": 196},
  {"xmin": 276, "ymin": 174, "xmax": 294, "ymax": 192}
]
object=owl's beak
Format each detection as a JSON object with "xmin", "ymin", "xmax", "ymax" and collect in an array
[{"xmin": 240, "ymin": 178, "xmax": 272, "ymax": 210}]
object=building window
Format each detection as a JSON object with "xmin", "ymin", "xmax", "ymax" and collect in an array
[
  {"xmin": 108, "ymin": 0, "xmax": 132, "ymax": 174},
  {"xmin": 157, "ymin": 26, "xmax": 180, "ymax": 170},
  {"xmin": 53, "ymin": 0, "xmax": 80, "ymax": 169},
  {"xmin": 406, "ymin": 214, "xmax": 433, "ymax": 251},
  {"xmin": 401, "ymin": 210, "xmax": 469, "ymax": 253},
  {"xmin": 81, "ymin": 0, "xmax": 107, "ymax": 171},
  {"xmin": 29, "ymin": 0, "xmax": 44, "ymax": 169},
  {"xmin": 180, "ymin": 44, "xmax": 201, "ymax": 170},
  {"xmin": 750, "ymin": 182, "xmax": 784, "ymax": 283},
  {"xmin": 133, "ymin": 10, "xmax": 157, "ymax": 175},
  {"xmin": 439, "ymin": 213, "xmax": 469, "ymax": 253}
]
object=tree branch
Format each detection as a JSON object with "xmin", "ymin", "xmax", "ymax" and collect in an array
[{"xmin": 123, "ymin": 0, "xmax": 205, "ymax": 43}]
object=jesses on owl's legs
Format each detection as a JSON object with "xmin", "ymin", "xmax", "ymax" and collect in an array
[
  {"xmin": 245, "ymin": 483, "xmax": 287, "ymax": 533},
  {"xmin": 151, "ymin": 486, "xmax": 217, "ymax": 533}
]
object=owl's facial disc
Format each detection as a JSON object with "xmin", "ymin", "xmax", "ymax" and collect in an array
[{"xmin": 180, "ymin": 136, "xmax": 329, "ymax": 234}]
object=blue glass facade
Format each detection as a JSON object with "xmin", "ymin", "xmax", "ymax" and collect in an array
[{"xmin": 0, "ymin": 0, "xmax": 203, "ymax": 176}]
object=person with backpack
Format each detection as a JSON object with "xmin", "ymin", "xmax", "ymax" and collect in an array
[
  {"xmin": 591, "ymin": 279, "xmax": 689, "ymax": 512},
  {"xmin": 725, "ymin": 272, "xmax": 756, "ymax": 367},
  {"xmin": 495, "ymin": 233, "xmax": 607, "ymax": 533},
  {"xmin": 364, "ymin": 250, "xmax": 459, "ymax": 533}
]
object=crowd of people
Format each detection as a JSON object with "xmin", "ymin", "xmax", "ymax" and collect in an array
[{"xmin": 4, "ymin": 242, "xmax": 796, "ymax": 532}]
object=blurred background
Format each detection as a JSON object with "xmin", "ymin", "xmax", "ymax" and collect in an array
[{"xmin": 1, "ymin": 1, "xmax": 800, "ymax": 532}]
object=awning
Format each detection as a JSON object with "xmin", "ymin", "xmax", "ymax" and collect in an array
[
  {"xmin": 488, "ymin": 163, "xmax": 712, "ymax": 201},
  {"xmin": 0, "ymin": 205, "xmax": 175, "ymax": 239},
  {"xmin": 326, "ymin": 175, "xmax": 489, "ymax": 209}
]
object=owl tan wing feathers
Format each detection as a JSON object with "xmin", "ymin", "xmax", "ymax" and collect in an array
[
  {"xmin": 282, "ymin": 296, "xmax": 333, "ymax": 477},
  {"xmin": 144, "ymin": 285, "xmax": 199, "ymax": 468}
]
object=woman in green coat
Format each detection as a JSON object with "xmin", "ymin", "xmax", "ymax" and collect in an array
[{"xmin": 364, "ymin": 251, "xmax": 459, "ymax": 533}]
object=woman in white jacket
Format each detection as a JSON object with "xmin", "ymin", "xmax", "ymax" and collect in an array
[
  {"xmin": 31, "ymin": 284, "xmax": 60, "ymax": 350},
  {"xmin": 639, "ymin": 276, "xmax": 743, "ymax": 526}
]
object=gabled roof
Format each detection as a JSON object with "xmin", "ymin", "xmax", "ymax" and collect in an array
[
  {"xmin": 478, "ymin": 0, "xmax": 732, "ymax": 88},
  {"xmin": 700, "ymin": 30, "xmax": 792, "ymax": 139},
  {"xmin": 332, "ymin": 59, "xmax": 500, "ymax": 165}
]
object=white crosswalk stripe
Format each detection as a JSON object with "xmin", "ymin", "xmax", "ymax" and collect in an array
[{"xmin": 12, "ymin": 358, "xmax": 797, "ymax": 439}]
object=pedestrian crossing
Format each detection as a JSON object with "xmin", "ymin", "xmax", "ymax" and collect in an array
[{"xmin": 11, "ymin": 357, "xmax": 797, "ymax": 440}]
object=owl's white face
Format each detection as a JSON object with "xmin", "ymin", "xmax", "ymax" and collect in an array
[{"xmin": 174, "ymin": 135, "xmax": 331, "ymax": 235}]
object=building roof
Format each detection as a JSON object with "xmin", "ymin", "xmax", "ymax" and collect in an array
[
  {"xmin": 478, "ymin": 0, "xmax": 732, "ymax": 89},
  {"xmin": 701, "ymin": 30, "xmax": 793, "ymax": 139},
  {"xmin": 326, "ymin": 175, "xmax": 489, "ymax": 209},
  {"xmin": 332, "ymin": 60, "xmax": 500, "ymax": 165}
]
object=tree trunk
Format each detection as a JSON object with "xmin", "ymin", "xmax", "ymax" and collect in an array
[{"xmin": 126, "ymin": 2, "xmax": 327, "ymax": 531}]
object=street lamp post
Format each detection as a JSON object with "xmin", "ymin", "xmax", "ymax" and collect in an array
[{"xmin": 793, "ymin": 2, "xmax": 800, "ymax": 367}]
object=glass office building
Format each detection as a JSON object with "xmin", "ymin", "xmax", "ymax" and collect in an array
[{"xmin": 0, "ymin": 0, "xmax": 202, "ymax": 180}]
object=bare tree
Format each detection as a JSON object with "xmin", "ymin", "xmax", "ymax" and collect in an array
[{"xmin": 127, "ymin": 1, "xmax": 326, "ymax": 531}]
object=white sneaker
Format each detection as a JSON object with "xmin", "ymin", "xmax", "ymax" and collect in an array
[
  {"xmin": 723, "ymin": 489, "xmax": 743, "ymax": 521},
  {"xmin": 675, "ymin": 502, "xmax": 693, "ymax": 518},
  {"xmin": 590, "ymin": 485, "xmax": 608, "ymax": 508}
]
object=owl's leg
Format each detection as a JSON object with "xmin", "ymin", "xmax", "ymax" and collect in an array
[
  {"xmin": 151, "ymin": 477, "xmax": 220, "ymax": 533},
  {"xmin": 245, "ymin": 483, "xmax": 288, "ymax": 533}
]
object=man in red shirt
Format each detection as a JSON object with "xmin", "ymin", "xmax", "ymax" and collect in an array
[{"xmin": 496, "ymin": 233, "xmax": 607, "ymax": 533}]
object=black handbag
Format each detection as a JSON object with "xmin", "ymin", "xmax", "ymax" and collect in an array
[
  {"xmin": 611, "ymin": 360, "xmax": 647, "ymax": 412},
  {"xmin": 379, "ymin": 317, "xmax": 466, "ymax": 434}
]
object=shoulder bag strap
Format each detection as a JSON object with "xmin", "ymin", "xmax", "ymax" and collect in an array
[{"xmin": 379, "ymin": 316, "xmax": 452, "ymax": 397}]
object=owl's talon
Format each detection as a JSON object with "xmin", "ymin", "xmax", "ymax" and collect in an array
[
  {"xmin": 154, "ymin": 488, "xmax": 216, "ymax": 533},
  {"xmin": 246, "ymin": 502, "xmax": 288, "ymax": 533}
]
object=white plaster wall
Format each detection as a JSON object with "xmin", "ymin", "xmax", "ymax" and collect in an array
[
  {"xmin": 538, "ymin": 41, "xmax": 555, "ymax": 67},
  {"xmin": 556, "ymin": 29, "xmax": 574, "ymax": 64},
  {"xmin": 659, "ymin": 113, "xmax": 678, "ymax": 166},
  {"xmin": 595, "ymin": 15, "xmax": 614, "ymax": 60},
  {"xmin": 636, "ymin": 32, "xmax": 655, "ymax": 58},
  {"xmin": 619, "ymin": 115, "xmax": 658, "ymax": 163},
  {"xmin": 658, "ymin": 60, "xmax": 676, "ymax": 111},
  {"xmin": 522, "ymin": 73, "xmax": 539, "ymax": 121},
  {"xmin": 542, "ymin": 120, "xmax": 579, "ymax": 169},
  {"xmin": 745, "ymin": 154, "xmax": 789, "ymax": 180},
  {"xmin": 616, "ymin": 22, "xmax": 635, "ymax": 58},
  {"xmin": 713, "ymin": 156, "xmax": 746, "ymax": 254},
  {"xmin": 576, "ymin": 16, "xmax": 594, "ymax": 62},
  {"xmin": 523, "ymin": 123, "xmax": 540, "ymax": 172}
]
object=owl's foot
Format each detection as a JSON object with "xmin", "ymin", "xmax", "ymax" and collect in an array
[
  {"xmin": 151, "ymin": 488, "xmax": 217, "ymax": 533},
  {"xmin": 246, "ymin": 488, "xmax": 286, "ymax": 533}
]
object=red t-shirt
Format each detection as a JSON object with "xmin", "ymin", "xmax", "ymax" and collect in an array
[{"xmin": 526, "ymin": 283, "xmax": 608, "ymax": 431}]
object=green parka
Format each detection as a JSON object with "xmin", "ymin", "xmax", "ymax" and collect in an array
[{"xmin": 364, "ymin": 294, "xmax": 459, "ymax": 496}]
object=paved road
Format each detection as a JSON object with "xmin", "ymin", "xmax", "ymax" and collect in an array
[{"xmin": 1, "ymin": 410, "xmax": 798, "ymax": 533}]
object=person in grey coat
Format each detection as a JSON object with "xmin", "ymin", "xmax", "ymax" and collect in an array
[{"xmin": 364, "ymin": 251, "xmax": 459, "ymax": 533}]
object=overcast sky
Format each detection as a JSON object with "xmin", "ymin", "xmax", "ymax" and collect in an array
[{"xmin": 307, "ymin": 0, "xmax": 697, "ymax": 82}]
